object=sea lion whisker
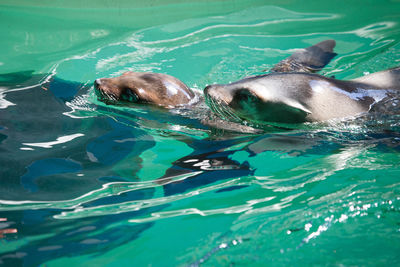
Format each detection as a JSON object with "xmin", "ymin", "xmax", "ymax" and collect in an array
[
  {"xmin": 209, "ymin": 98, "xmax": 225, "ymax": 118},
  {"xmin": 102, "ymin": 91, "xmax": 118, "ymax": 102},
  {"xmin": 207, "ymin": 96, "xmax": 225, "ymax": 118},
  {"xmin": 207, "ymin": 96, "xmax": 242, "ymax": 123},
  {"xmin": 222, "ymin": 106, "xmax": 242, "ymax": 123}
]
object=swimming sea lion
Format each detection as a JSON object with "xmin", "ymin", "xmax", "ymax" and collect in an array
[
  {"xmin": 94, "ymin": 71, "xmax": 197, "ymax": 108},
  {"xmin": 94, "ymin": 71, "xmax": 262, "ymax": 133},
  {"xmin": 204, "ymin": 39, "xmax": 400, "ymax": 125},
  {"xmin": 94, "ymin": 40, "xmax": 399, "ymax": 128},
  {"xmin": 204, "ymin": 67, "xmax": 400, "ymax": 124},
  {"xmin": 94, "ymin": 40, "xmax": 336, "ymax": 109}
]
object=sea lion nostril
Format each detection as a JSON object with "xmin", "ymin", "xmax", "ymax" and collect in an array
[
  {"xmin": 94, "ymin": 79, "xmax": 102, "ymax": 88},
  {"xmin": 204, "ymin": 85, "xmax": 213, "ymax": 94}
]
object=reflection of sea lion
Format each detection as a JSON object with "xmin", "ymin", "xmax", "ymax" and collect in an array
[
  {"xmin": 204, "ymin": 67, "xmax": 400, "ymax": 124},
  {"xmin": 94, "ymin": 71, "xmax": 197, "ymax": 108}
]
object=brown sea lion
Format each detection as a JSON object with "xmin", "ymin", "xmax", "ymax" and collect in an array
[{"xmin": 94, "ymin": 71, "xmax": 197, "ymax": 108}]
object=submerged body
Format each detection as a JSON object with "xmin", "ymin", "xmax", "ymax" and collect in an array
[{"xmin": 204, "ymin": 67, "xmax": 400, "ymax": 124}]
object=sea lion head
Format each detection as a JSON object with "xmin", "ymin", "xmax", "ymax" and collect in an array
[
  {"xmin": 94, "ymin": 71, "xmax": 196, "ymax": 108},
  {"xmin": 204, "ymin": 74, "xmax": 312, "ymax": 124}
]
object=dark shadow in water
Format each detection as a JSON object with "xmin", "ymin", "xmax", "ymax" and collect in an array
[
  {"xmin": 0, "ymin": 71, "xmax": 154, "ymax": 201},
  {"xmin": 0, "ymin": 70, "xmax": 42, "ymax": 87},
  {"xmin": 0, "ymin": 198, "xmax": 164, "ymax": 267},
  {"xmin": 159, "ymin": 137, "xmax": 255, "ymax": 196},
  {"xmin": 0, "ymin": 71, "xmax": 159, "ymax": 266},
  {"xmin": 158, "ymin": 125, "xmax": 400, "ymax": 197},
  {"xmin": 157, "ymin": 132, "xmax": 342, "ymax": 196}
]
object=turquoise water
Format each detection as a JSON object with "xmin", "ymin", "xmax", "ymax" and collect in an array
[{"xmin": 1, "ymin": 1, "xmax": 400, "ymax": 266}]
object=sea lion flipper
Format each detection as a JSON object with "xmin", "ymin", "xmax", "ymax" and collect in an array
[{"xmin": 270, "ymin": 39, "xmax": 337, "ymax": 73}]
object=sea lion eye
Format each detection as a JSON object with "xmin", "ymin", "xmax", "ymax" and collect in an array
[
  {"xmin": 122, "ymin": 89, "xmax": 139, "ymax": 102},
  {"xmin": 236, "ymin": 89, "xmax": 258, "ymax": 103}
]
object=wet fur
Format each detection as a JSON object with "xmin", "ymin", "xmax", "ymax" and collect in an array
[
  {"xmin": 94, "ymin": 72, "xmax": 196, "ymax": 108},
  {"xmin": 94, "ymin": 40, "xmax": 400, "ymax": 126},
  {"xmin": 204, "ymin": 68, "xmax": 400, "ymax": 123}
]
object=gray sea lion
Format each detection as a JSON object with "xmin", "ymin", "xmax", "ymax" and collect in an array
[
  {"xmin": 94, "ymin": 71, "xmax": 197, "ymax": 108},
  {"xmin": 204, "ymin": 39, "xmax": 400, "ymax": 125},
  {"xmin": 204, "ymin": 67, "xmax": 400, "ymax": 124}
]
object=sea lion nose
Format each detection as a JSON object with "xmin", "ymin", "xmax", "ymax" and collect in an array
[
  {"xmin": 204, "ymin": 85, "xmax": 214, "ymax": 95},
  {"xmin": 94, "ymin": 79, "xmax": 102, "ymax": 88},
  {"xmin": 204, "ymin": 84, "xmax": 222, "ymax": 98}
]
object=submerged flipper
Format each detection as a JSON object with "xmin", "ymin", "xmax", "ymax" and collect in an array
[{"xmin": 270, "ymin": 39, "xmax": 337, "ymax": 73}]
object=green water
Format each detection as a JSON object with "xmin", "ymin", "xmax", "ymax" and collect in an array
[{"xmin": 1, "ymin": 1, "xmax": 400, "ymax": 266}]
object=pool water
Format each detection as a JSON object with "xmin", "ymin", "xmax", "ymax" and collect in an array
[{"xmin": 1, "ymin": 1, "xmax": 400, "ymax": 266}]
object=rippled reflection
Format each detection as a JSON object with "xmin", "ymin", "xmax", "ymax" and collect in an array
[{"xmin": 1, "ymin": 2, "xmax": 400, "ymax": 266}]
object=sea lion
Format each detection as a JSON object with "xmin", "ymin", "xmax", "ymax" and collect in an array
[
  {"xmin": 92, "ymin": 40, "xmax": 342, "ymax": 131},
  {"xmin": 94, "ymin": 71, "xmax": 262, "ymax": 133},
  {"xmin": 94, "ymin": 71, "xmax": 197, "ymax": 108},
  {"xmin": 204, "ymin": 67, "xmax": 400, "ymax": 124},
  {"xmin": 94, "ymin": 40, "xmax": 336, "ymax": 109},
  {"xmin": 204, "ymin": 39, "xmax": 400, "ymax": 125}
]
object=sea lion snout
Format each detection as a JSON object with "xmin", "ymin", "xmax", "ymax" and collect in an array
[
  {"xmin": 204, "ymin": 84, "xmax": 245, "ymax": 122},
  {"xmin": 93, "ymin": 77, "xmax": 122, "ymax": 101},
  {"xmin": 93, "ymin": 78, "xmax": 106, "ymax": 94},
  {"xmin": 204, "ymin": 84, "xmax": 233, "ymax": 105},
  {"xmin": 94, "ymin": 79, "xmax": 102, "ymax": 87}
]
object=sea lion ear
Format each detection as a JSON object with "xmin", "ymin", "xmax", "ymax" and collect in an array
[{"xmin": 122, "ymin": 71, "xmax": 135, "ymax": 76}]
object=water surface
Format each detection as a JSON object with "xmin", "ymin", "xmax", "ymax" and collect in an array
[{"xmin": 1, "ymin": 1, "xmax": 400, "ymax": 266}]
